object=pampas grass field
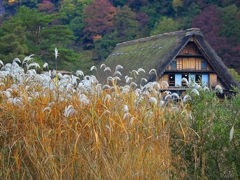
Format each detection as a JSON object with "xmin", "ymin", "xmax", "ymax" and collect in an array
[{"xmin": 0, "ymin": 55, "xmax": 239, "ymax": 179}]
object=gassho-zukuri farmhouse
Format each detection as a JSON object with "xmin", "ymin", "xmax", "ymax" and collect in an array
[{"xmin": 100, "ymin": 28, "xmax": 240, "ymax": 97}]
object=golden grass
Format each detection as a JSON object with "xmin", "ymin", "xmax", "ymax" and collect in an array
[{"xmin": 0, "ymin": 77, "xmax": 193, "ymax": 180}]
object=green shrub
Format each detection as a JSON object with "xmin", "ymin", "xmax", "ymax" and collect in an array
[{"xmin": 170, "ymin": 87, "xmax": 240, "ymax": 179}]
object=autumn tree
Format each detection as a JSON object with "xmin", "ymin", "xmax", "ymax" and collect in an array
[
  {"xmin": 192, "ymin": 5, "xmax": 230, "ymax": 55},
  {"xmin": 37, "ymin": 0, "xmax": 56, "ymax": 14},
  {"xmin": 135, "ymin": 11, "xmax": 149, "ymax": 36},
  {"xmin": 230, "ymin": 43, "xmax": 240, "ymax": 72},
  {"xmin": 93, "ymin": 5, "xmax": 143, "ymax": 60},
  {"xmin": 219, "ymin": 4, "xmax": 240, "ymax": 71},
  {"xmin": 83, "ymin": 0, "xmax": 116, "ymax": 47},
  {"xmin": 3, "ymin": 0, "xmax": 38, "ymax": 10},
  {"xmin": 191, "ymin": 5, "xmax": 240, "ymax": 72}
]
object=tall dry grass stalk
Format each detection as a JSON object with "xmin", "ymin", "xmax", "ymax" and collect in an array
[{"xmin": 0, "ymin": 77, "xmax": 192, "ymax": 180}]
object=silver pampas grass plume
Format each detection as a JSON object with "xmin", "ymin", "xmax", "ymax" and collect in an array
[{"xmin": 230, "ymin": 126, "xmax": 234, "ymax": 141}]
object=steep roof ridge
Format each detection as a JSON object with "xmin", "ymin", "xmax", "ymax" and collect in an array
[
  {"xmin": 185, "ymin": 28, "xmax": 203, "ymax": 37},
  {"xmin": 194, "ymin": 35, "xmax": 240, "ymax": 89},
  {"xmin": 116, "ymin": 30, "xmax": 185, "ymax": 48}
]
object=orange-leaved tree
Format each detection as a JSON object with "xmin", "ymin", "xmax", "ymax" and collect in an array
[{"xmin": 83, "ymin": 0, "xmax": 116, "ymax": 47}]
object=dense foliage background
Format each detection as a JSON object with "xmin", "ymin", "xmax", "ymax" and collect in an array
[{"xmin": 0, "ymin": 0, "xmax": 240, "ymax": 74}]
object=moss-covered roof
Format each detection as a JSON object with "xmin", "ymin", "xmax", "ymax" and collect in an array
[{"xmin": 100, "ymin": 28, "xmax": 240, "ymax": 89}]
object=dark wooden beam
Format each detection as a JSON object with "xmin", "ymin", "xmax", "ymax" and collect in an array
[
  {"xmin": 164, "ymin": 70, "xmax": 215, "ymax": 73},
  {"xmin": 176, "ymin": 54, "xmax": 203, "ymax": 57}
]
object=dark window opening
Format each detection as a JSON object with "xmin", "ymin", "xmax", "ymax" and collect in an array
[
  {"xmin": 196, "ymin": 74, "xmax": 202, "ymax": 84},
  {"xmin": 169, "ymin": 74, "xmax": 175, "ymax": 86}
]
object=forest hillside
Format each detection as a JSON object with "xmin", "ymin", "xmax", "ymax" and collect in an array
[{"xmin": 0, "ymin": 0, "xmax": 240, "ymax": 74}]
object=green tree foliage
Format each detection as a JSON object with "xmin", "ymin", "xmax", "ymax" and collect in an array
[
  {"xmin": 221, "ymin": 0, "xmax": 236, "ymax": 7},
  {"xmin": 172, "ymin": 88, "xmax": 240, "ymax": 179},
  {"xmin": 139, "ymin": 4, "xmax": 159, "ymax": 29},
  {"xmin": 111, "ymin": 0, "xmax": 128, "ymax": 7},
  {"xmin": 14, "ymin": 6, "xmax": 78, "ymax": 68},
  {"xmin": 229, "ymin": 68, "xmax": 240, "ymax": 82},
  {"xmin": 113, "ymin": 5, "xmax": 139, "ymax": 41},
  {"xmin": 181, "ymin": 2, "xmax": 201, "ymax": 29},
  {"xmin": 59, "ymin": 0, "xmax": 92, "ymax": 24},
  {"xmin": 139, "ymin": 1, "xmax": 174, "ymax": 29},
  {"xmin": 59, "ymin": 0, "xmax": 93, "ymax": 45},
  {"xmin": 220, "ymin": 4, "xmax": 240, "ymax": 42},
  {"xmin": 172, "ymin": 0, "xmax": 183, "ymax": 12},
  {"xmin": 150, "ymin": 17, "xmax": 180, "ymax": 36},
  {"xmin": 47, "ymin": 46, "xmax": 82, "ymax": 71},
  {"xmin": 3, "ymin": 0, "xmax": 38, "ymax": 10},
  {"xmin": 1, "ymin": 0, "xmax": 240, "ymax": 74},
  {"xmin": 93, "ymin": 31, "xmax": 120, "ymax": 61},
  {"xmin": 0, "ymin": 17, "xmax": 28, "ymax": 62}
]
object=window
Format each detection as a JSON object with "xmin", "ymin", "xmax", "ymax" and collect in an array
[
  {"xmin": 189, "ymin": 74, "xmax": 196, "ymax": 85},
  {"xmin": 175, "ymin": 74, "xmax": 182, "ymax": 87},
  {"xmin": 169, "ymin": 74, "xmax": 181, "ymax": 86},
  {"xmin": 171, "ymin": 61, "xmax": 176, "ymax": 69},
  {"xmin": 201, "ymin": 62, "xmax": 207, "ymax": 69},
  {"xmin": 168, "ymin": 74, "xmax": 207, "ymax": 87},
  {"xmin": 202, "ymin": 74, "xmax": 209, "ymax": 86},
  {"xmin": 195, "ymin": 74, "xmax": 209, "ymax": 86}
]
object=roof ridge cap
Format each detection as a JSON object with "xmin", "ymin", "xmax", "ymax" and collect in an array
[{"xmin": 116, "ymin": 30, "xmax": 185, "ymax": 47}]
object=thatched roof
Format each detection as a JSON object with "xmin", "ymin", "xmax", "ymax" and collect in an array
[{"xmin": 100, "ymin": 28, "xmax": 240, "ymax": 89}]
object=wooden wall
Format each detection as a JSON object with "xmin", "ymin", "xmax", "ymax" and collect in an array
[
  {"xmin": 167, "ymin": 42, "xmax": 213, "ymax": 71},
  {"xmin": 167, "ymin": 58, "xmax": 212, "ymax": 71},
  {"xmin": 209, "ymin": 73, "xmax": 217, "ymax": 87},
  {"xmin": 179, "ymin": 42, "xmax": 201, "ymax": 55},
  {"xmin": 158, "ymin": 75, "xmax": 169, "ymax": 89}
]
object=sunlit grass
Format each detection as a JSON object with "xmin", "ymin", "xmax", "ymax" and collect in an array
[
  {"xmin": 0, "ymin": 77, "xmax": 189, "ymax": 179},
  {"xmin": 0, "ymin": 58, "xmax": 239, "ymax": 179}
]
